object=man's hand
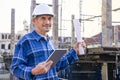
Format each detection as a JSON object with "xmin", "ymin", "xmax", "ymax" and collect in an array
[
  {"xmin": 73, "ymin": 42, "xmax": 86, "ymax": 53},
  {"xmin": 31, "ymin": 60, "xmax": 53, "ymax": 75}
]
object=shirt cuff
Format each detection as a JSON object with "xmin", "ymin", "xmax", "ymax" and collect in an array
[
  {"xmin": 69, "ymin": 48, "xmax": 78, "ymax": 61},
  {"xmin": 24, "ymin": 67, "xmax": 34, "ymax": 80}
]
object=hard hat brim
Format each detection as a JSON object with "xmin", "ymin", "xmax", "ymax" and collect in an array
[{"xmin": 32, "ymin": 14, "xmax": 54, "ymax": 18}]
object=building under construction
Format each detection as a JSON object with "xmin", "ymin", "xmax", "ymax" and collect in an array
[{"xmin": 43, "ymin": 0, "xmax": 120, "ymax": 80}]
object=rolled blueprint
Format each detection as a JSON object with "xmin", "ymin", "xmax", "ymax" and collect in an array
[{"xmin": 73, "ymin": 19, "xmax": 85, "ymax": 55}]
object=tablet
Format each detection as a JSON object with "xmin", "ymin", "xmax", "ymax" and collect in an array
[{"xmin": 46, "ymin": 49, "xmax": 67, "ymax": 68}]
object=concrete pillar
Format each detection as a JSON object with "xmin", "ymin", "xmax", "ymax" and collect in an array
[
  {"xmin": 102, "ymin": 0, "xmax": 112, "ymax": 47},
  {"xmin": 10, "ymin": 9, "xmax": 15, "ymax": 55},
  {"xmin": 113, "ymin": 25, "xmax": 118, "ymax": 47},
  {"xmin": 52, "ymin": 0, "xmax": 59, "ymax": 48},
  {"xmin": 30, "ymin": 0, "xmax": 36, "ymax": 31},
  {"xmin": 102, "ymin": 62, "xmax": 108, "ymax": 80},
  {"xmin": 71, "ymin": 15, "xmax": 75, "ymax": 47}
]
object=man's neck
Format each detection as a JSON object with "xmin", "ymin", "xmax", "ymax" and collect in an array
[{"xmin": 36, "ymin": 30, "xmax": 47, "ymax": 36}]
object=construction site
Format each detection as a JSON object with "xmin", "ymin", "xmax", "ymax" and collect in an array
[{"xmin": 0, "ymin": 0, "xmax": 120, "ymax": 80}]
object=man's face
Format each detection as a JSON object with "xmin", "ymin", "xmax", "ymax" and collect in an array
[{"xmin": 33, "ymin": 15, "xmax": 53, "ymax": 35}]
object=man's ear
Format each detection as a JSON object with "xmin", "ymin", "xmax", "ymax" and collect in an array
[{"xmin": 32, "ymin": 18, "xmax": 35, "ymax": 24}]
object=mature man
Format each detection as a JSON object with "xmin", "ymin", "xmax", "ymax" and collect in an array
[{"xmin": 10, "ymin": 3, "xmax": 86, "ymax": 80}]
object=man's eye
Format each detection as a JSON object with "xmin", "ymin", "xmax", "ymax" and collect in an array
[
  {"xmin": 41, "ymin": 17, "xmax": 45, "ymax": 20},
  {"xmin": 48, "ymin": 18, "xmax": 51, "ymax": 21}
]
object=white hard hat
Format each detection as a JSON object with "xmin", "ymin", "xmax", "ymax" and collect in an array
[{"xmin": 32, "ymin": 3, "xmax": 54, "ymax": 17}]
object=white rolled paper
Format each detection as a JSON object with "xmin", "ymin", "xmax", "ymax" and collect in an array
[{"xmin": 73, "ymin": 19, "xmax": 85, "ymax": 55}]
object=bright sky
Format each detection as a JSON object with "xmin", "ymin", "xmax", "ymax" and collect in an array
[
  {"xmin": 0, "ymin": 0, "xmax": 120, "ymax": 37},
  {"xmin": 0, "ymin": 0, "xmax": 30, "ymax": 33}
]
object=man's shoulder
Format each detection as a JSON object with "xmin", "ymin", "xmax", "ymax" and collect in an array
[
  {"xmin": 18, "ymin": 32, "xmax": 35, "ymax": 44},
  {"xmin": 23, "ymin": 32, "xmax": 34, "ymax": 39}
]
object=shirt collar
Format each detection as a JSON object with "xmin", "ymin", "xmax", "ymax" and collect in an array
[{"xmin": 31, "ymin": 30, "xmax": 50, "ymax": 41}]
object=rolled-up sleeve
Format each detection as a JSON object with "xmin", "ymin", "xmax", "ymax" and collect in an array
[
  {"xmin": 10, "ymin": 43, "xmax": 33, "ymax": 80},
  {"xmin": 56, "ymin": 48, "xmax": 78, "ymax": 71}
]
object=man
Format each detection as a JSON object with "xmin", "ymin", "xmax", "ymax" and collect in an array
[{"xmin": 10, "ymin": 3, "xmax": 86, "ymax": 80}]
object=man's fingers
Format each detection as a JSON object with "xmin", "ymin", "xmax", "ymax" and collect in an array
[
  {"xmin": 80, "ymin": 42, "xmax": 86, "ymax": 48},
  {"xmin": 45, "ymin": 60, "xmax": 53, "ymax": 68}
]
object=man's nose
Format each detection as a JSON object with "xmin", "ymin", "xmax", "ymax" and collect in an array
[{"xmin": 46, "ymin": 20, "xmax": 50, "ymax": 24}]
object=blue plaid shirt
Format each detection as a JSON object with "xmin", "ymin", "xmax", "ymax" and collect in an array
[{"xmin": 10, "ymin": 30, "xmax": 78, "ymax": 80}]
